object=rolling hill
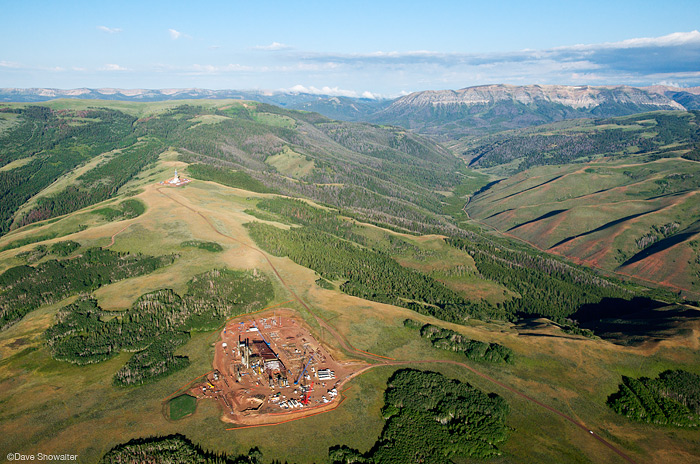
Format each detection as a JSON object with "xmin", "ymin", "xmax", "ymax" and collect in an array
[
  {"xmin": 462, "ymin": 112, "xmax": 700, "ymax": 296},
  {"xmin": 1, "ymin": 99, "xmax": 699, "ymax": 464},
  {"xmin": 0, "ymin": 99, "xmax": 462, "ymax": 238}
]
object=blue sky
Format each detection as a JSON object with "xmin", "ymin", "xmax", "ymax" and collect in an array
[{"xmin": 1, "ymin": 0, "xmax": 699, "ymax": 96}]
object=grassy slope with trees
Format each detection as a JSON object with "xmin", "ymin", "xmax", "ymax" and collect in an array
[
  {"xmin": 243, "ymin": 197, "xmax": 497, "ymax": 322},
  {"xmin": 461, "ymin": 112, "xmax": 700, "ymax": 293},
  {"xmin": 45, "ymin": 268, "xmax": 273, "ymax": 385},
  {"xmin": 457, "ymin": 111, "xmax": 700, "ymax": 171},
  {"xmin": 0, "ymin": 107, "xmax": 137, "ymax": 234},
  {"xmin": 404, "ymin": 319, "xmax": 514, "ymax": 364},
  {"xmin": 607, "ymin": 370, "xmax": 700, "ymax": 428},
  {"xmin": 330, "ymin": 369, "xmax": 510, "ymax": 463},
  {"xmin": 0, "ymin": 247, "xmax": 175, "ymax": 330}
]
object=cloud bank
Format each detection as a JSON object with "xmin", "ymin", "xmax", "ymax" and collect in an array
[
  {"xmin": 3, "ymin": 30, "xmax": 699, "ymax": 94},
  {"xmin": 280, "ymin": 85, "xmax": 380, "ymax": 99},
  {"xmin": 100, "ymin": 64, "xmax": 128, "ymax": 71},
  {"xmin": 293, "ymin": 31, "xmax": 700, "ymax": 88}
]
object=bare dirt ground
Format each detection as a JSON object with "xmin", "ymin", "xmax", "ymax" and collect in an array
[{"xmin": 189, "ymin": 309, "xmax": 368, "ymax": 426}]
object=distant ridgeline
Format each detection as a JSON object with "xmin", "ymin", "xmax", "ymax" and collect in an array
[
  {"xmin": 0, "ymin": 247, "xmax": 175, "ymax": 330},
  {"xmin": 608, "ymin": 370, "xmax": 700, "ymax": 428},
  {"xmin": 45, "ymin": 268, "xmax": 273, "ymax": 386},
  {"xmin": 461, "ymin": 111, "xmax": 700, "ymax": 172}
]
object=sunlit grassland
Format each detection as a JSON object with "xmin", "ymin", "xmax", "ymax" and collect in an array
[
  {"xmin": 265, "ymin": 146, "xmax": 315, "ymax": 178},
  {"xmin": 1, "ymin": 159, "xmax": 699, "ymax": 463},
  {"xmin": 11, "ymin": 148, "xmax": 123, "ymax": 225},
  {"xmin": 3, "ymin": 99, "xmax": 250, "ymax": 118},
  {"xmin": 0, "ymin": 156, "xmax": 33, "ymax": 172},
  {"xmin": 253, "ymin": 112, "xmax": 296, "ymax": 128},
  {"xmin": 0, "ymin": 111, "xmax": 21, "ymax": 134}
]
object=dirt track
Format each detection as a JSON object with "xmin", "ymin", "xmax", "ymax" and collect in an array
[
  {"xmin": 158, "ymin": 185, "xmax": 638, "ymax": 464},
  {"xmin": 104, "ymin": 224, "xmax": 131, "ymax": 248}
]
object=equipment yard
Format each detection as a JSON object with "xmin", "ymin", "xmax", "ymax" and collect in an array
[{"xmin": 189, "ymin": 309, "xmax": 366, "ymax": 425}]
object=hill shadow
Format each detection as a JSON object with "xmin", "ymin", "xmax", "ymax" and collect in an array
[
  {"xmin": 507, "ymin": 209, "xmax": 567, "ymax": 232},
  {"xmin": 620, "ymin": 219, "xmax": 700, "ymax": 267},
  {"xmin": 571, "ymin": 297, "xmax": 700, "ymax": 346},
  {"xmin": 549, "ymin": 210, "xmax": 656, "ymax": 249},
  {"xmin": 498, "ymin": 175, "xmax": 564, "ymax": 201}
]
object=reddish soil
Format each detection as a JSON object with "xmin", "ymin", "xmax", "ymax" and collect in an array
[{"xmin": 189, "ymin": 309, "xmax": 367, "ymax": 426}]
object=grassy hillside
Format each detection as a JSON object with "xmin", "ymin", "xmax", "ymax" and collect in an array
[
  {"xmin": 0, "ymin": 171, "xmax": 698, "ymax": 463},
  {"xmin": 463, "ymin": 112, "xmax": 700, "ymax": 296},
  {"xmin": 0, "ymin": 100, "xmax": 464, "ymax": 239},
  {"xmin": 1, "ymin": 100, "xmax": 699, "ymax": 463}
]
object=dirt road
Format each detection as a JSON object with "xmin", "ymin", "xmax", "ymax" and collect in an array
[{"xmin": 158, "ymin": 186, "xmax": 638, "ymax": 464}]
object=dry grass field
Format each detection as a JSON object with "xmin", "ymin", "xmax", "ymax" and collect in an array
[{"xmin": 1, "ymin": 157, "xmax": 699, "ymax": 463}]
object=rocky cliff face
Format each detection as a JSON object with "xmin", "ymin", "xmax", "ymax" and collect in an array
[
  {"xmin": 370, "ymin": 84, "xmax": 693, "ymax": 137},
  {"xmin": 387, "ymin": 84, "xmax": 685, "ymax": 111}
]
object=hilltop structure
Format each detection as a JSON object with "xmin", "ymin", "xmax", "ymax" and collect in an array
[{"xmin": 161, "ymin": 169, "xmax": 190, "ymax": 187}]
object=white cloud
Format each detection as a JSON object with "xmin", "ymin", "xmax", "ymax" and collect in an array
[
  {"xmin": 97, "ymin": 25, "xmax": 122, "ymax": 34},
  {"xmin": 254, "ymin": 42, "xmax": 291, "ymax": 51},
  {"xmin": 169, "ymin": 29, "xmax": 191, "ymax": 40},
  {"xmin": 566, "ymin": 30, "xmax": 700, "ymax": 51},
  {"xmin": 283, "ymin": 85, "xmax": 360, "ymax": 98},
  {"xmin": 654, "ymin": 80, "xmax": 682, "ymax": 88},
  {"xmin": 100, "ymin": 64, "xmax": 128, "ymax": 71},
  {"xmin": 178, "ymin": 63, "xmax": 253, "ymax": 75},
  {"xmin": 276, "ymin": 86, "xmax": 384, "ymax": 99},
  {"xmin": 0, "ymin": 60, "xmax": 21, "ymax": 68}
]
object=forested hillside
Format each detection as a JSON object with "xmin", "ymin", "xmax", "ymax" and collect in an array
[
  {"xmin": 45, "ymin": 268, "xmax": 273, "ymax": 385},
  {"xmin": 0, "ymin": 100, "xmax": 464, "ymax": 238},
  {"xmin": 608, "ymin": 370, "xmax": 700, "ymax": 427},
  {"xmin": 457, "ymin": 111, "xmax": 700, "ymax": 172},
  {"xmin": 330, "ymin": 369, "xmax": 510, "ymax": 463},
  {"xmin": 0, "ymin": 107, "xmax": 137, "ymax": 234},
  {"xmin": 0, "ymin": 247, "xmax": 175, "ymax": 330}
]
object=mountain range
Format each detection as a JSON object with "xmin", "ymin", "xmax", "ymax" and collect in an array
[{"xmin": 4, "ymin": 84, "xmax": 700, "ymax": 137}]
